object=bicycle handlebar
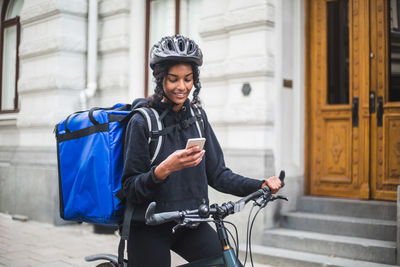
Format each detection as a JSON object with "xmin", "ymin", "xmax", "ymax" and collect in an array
[
  {"xmin": 145, "ymin": 170, "xmax": 286, "ymax": 226},
  {"xmin": 145, "ymin": 202, "xmax": 182, "ymax": 225}
]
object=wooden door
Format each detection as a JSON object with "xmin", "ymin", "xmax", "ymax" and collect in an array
[
  {"xmin": 370, "ymin": 0, "xmax": 400, "ymax": 200},
  {"xmin": 307, "ymin": 0, "xmax": 400, "ymax": 201},
  {"xmin": 307, "ymin": 0, "xmax": 370, "ymax": 199}
]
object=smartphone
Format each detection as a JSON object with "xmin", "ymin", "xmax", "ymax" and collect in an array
[{"xmin": 185, "ymin": 137, "xmax": 206, "ymax": 150}]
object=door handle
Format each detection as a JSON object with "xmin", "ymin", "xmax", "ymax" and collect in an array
[
  {"xmin": 352, "ymin": 97, "xmax": 359, "ymax": 127},
  {"xmin": 377, "ymin": 96, "xmax": 383, "ymax": 127}
]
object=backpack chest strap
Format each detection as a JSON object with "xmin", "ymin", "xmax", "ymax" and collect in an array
[{"xmin": 150, "ymin": 112, "xmax": 203, "ymax": 138}]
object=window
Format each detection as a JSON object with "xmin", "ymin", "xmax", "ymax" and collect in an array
[
  {"xmin": 389, "ymin": 0, "xmax": 400, "ymax": 101},
  {"xmin": 0, "ymin": 0, "xmax": 23, "ymax": 112},
  {"xmin": 144, "ymin": 0, "xmax": 202, "ymax": 97},
  {"xmin": 326, "ymin": 0, "xmax": 349, "ymax": 105}
]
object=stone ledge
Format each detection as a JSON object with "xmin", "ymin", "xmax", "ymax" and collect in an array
[
  {"xmin": 202, "ymin": 56, "xmax": 274, "ymax": 81},
  {"xmin": 0, "ymin": 146, "xmax": 56, "ymax": 166},
  {"xmin": 19, "ymin": 35, "xmax": 86, "ymax": 59},
  {"xmin": 99, "ymin": 0, "xmax": 130, "ymax": 18},
  {"xmin": 19, "ymin": 74, "xmax": 85, "ymax": 93},
  {"xmin": 0, "ymin": 114, "xmax": 18, "ymax": 127},
  {"xmin": 199, "ymin": 4, "xmax": 274, "ymax": 37},
  {"xmin": 21, "ymin": 0, "xmax": 87, "ymax": 25},
  {"xmin": 225, "ymin": 4, "xmax": 275, "ymax": 31},
  {"xmin": 99, "ymin": 35, "xmax": 130, "ymax": 54},
  {"xmin": 98, "ymin": 73, "xmax": 129, "ymax": 90},
  {"xmin": 224, "ymin": 148, "xmax": 273, "ymax": 157},
  {"xmin": 211, "ymin": 118, "xmax": 274, "ymax": 127}
]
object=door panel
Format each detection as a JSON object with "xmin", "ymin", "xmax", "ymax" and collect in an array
[
  {"xmin": 385, "ymin": 115, "xmax": 400, "ymax": 183},
  {"xmin": 370, "ymin": 0, "xmax": 400, "ymax": 200},
  {"xmin": 308, "ymin": 0, "xmax": 370, "ymax": 199},
  {"xmin": 322, "ymin": 114, "xmax": 352, "ymax": 183}
]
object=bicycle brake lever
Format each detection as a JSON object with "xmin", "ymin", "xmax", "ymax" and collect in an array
[
  {"xmin": 172, "ymin": 223, "xmax": 186, "ymax": 234},
  {"xmin": 276, "ymin": 195, "xmax": 288, "ymax": 201},
  {"xmin": 269, "ymin": 195, "xmax": 288, "ymax": 202},
  {"xmin": 254, "ymin": 194, "xmax": 288, "ymax": 207}
]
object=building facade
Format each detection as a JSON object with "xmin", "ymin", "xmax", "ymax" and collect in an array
[{"xmin": 0, "ymin": 0, "xmax": 398, "ymax": 262}]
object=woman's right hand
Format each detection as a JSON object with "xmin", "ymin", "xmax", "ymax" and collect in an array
[{"xmin": 154, "ymin": 146, "xmax": 205, "ymax": 180}]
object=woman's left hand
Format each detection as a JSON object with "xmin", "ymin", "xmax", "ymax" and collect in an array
[{"xmin": 261, "ymin": 176, "xmax": 282, "ymax": 194}]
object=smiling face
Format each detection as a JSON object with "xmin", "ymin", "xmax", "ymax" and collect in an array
[{"xmin": 163, "ymin": 63, "xmax": 194, "ymax": 112}]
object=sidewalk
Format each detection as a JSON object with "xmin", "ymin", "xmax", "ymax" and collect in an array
[
  {"xmin": 0, "ymin": 213, "xmax": 272, "ymax": 267},
  {"xmin": 0, "ymin": 213, "xmax": 187, "ymax": 267}
]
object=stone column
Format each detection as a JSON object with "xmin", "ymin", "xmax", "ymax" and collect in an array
[
  {"xmin": 97, "ymin": 0, "xmax": 131, "ymax": 105},
  {"xmin": 198, "ymin": 0, "xmax": 276, "ymax": 244}
]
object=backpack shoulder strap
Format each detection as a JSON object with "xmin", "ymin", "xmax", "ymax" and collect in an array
[
  {"xmin": 134, "ymin": 107, "xmax": 163, "ymax": 164},
  {"xmin": 190, "ymin": 104, "xmax": 204, "ymax": 138},
  {"xmin": 118, "ymin": 201, "xmax": 133, "ymax": 266},
  {"xmin": 117, "ymin": 108, "xmax": 163, "ymax": 266}
]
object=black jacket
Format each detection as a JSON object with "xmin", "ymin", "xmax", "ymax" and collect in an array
[{"xmin": 120, "ymin": 99, "xmax": 263, "ymax": 221}]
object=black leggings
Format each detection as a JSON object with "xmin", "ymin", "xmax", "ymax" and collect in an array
[{"xmin": 127, "ymin": 221, "xmax": 222, "ymax": 267}]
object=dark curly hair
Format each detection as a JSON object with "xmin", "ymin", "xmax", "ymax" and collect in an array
[{"xmin": 147, "ymin": 61, "xmax": 201, "ymax": 108}]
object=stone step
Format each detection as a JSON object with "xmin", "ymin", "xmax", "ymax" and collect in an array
[
  {"xmin": 239, "ymin": 245, "xmax": 398, "ymax": 267},
  {"xmin": 281, "ymin": 212, "xmax": 396, "ymax": 241},
  {"xmin": 298, "ymin": 196, "xmax": 396, "ymax": 220},
  {"xmin": 263, "ymin": 228, "xmax": 396, "ymax": 265}
]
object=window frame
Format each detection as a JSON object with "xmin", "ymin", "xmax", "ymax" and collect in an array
[{"xmin": 0, "ymin": 0, "xmax": 21, "ymax": 113}]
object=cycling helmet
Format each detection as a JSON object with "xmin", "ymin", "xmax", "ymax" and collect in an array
[{"xmin": 149, "ymin": 34, "xmax": 203, "ymax": 69}]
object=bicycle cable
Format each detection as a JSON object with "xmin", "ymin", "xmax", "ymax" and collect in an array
[
  {"xmin": 222, "ymin": 220, "xmax": 239, "ymax": 258},
  {"xmin": 248, "ymin": 204, "xmax": 264, "ymax": 267},
  {"xmin": 243, "ymin": 203, "xmax": 256, "ymax": 266}
]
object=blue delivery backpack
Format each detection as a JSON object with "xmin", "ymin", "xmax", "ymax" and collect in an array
[
  {"xmin": 54, "ymin": 100, "xmax": 204, "ymax": 226},
  {"xmin": 54, "ymin": 100, "xmax": 162, "ymax": 225}
]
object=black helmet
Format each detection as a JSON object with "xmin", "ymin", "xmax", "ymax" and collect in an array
[{"xmin": 149, "ymin": 34, "xmax": 203, "ymax": 69}]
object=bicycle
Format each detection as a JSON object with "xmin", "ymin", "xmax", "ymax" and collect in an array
[{"xmin": 85, "ymin": 171, "xmax": 287, "ymax": 267}]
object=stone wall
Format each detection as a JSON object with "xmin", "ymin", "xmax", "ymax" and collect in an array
[
  {"xmin": 0, "ymin": 0, "xmax": 87, "ymax": 224},
  {"xmin": 0, "ymin": 0, "xmax": 133, "ymax": 224}
]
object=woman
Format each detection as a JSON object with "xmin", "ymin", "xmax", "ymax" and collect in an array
[{"xmin": 120, "ymin": 34, "xmax": 282, "ymax": 266}]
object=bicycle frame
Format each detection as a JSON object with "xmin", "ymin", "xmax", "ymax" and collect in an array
[{"xmin": 177, "ymin": 220, "xmax": 242, "ymax": 267}]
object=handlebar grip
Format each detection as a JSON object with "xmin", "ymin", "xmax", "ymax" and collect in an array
[
  {"xmin": 145, "ymin": 202, "xmax": 181, "ymax": 225},
  {"xmin": 279, "ymin": 170, "xmax": 285, "ymax": 188}
]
